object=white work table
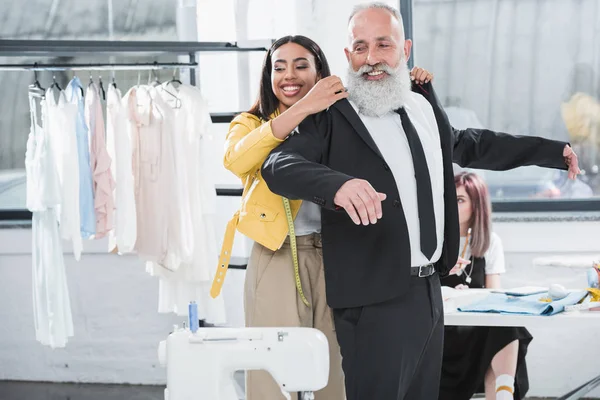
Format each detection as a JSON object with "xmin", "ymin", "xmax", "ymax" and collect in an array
[
  {"xmin": 442, "ymin": 287, "xmax": 600, "ymax": 399},
  {"xmin": 443, "ymin": 288, "xmax": 600, "ymax": 328},
  {"xmin": 445, "ymin": 304, "xmax": 600, "ymax": 327}
]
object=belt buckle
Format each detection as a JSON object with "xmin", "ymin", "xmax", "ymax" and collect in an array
[{"xmin": 418, "ymin": 265, "xmax": 430, "ymax": 278}]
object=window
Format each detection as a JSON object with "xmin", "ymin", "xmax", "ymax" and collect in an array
[
  {"xmin": 412, "ymin": 0, "xmax": 600, "ymax": 208},
  {"xmin": 0, "ymin": 0, "xmax": 291, "ymax": 213},
  {"xmin": 197, "ymin": 0, "xmax": 297, "ymax": 113}
]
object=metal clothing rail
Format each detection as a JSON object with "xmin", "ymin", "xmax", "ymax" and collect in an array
[
  {"xmin": 0, "ymin": 62, "xmax": 198, "ymax": 71},
  {"xmin": 0, "ymin": 39, "xmax": 271, "ymax": 56},
  {"xmin": 0, "ymin": 39, "xmax": 271, "ymax": 86}
]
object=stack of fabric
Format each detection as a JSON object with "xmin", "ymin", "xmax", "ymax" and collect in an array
[{"xmin": 458, "ymin": 290, "xmax": 589, "ymax": 316}]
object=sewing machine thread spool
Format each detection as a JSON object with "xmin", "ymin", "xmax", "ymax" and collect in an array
[
  {"xmin": 588, "ymin": 267, "xmax": 600, "ymax": 289},
  {"xmin": 188, "ymin": 301, "xmax": 199, "ymax": 333}
]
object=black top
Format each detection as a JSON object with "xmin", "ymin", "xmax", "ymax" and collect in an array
[
  {"xmin": 439, "ymin": 255, "xmax": 533, "ymax": 400},
  {"xmin": 441, "ymin": 256, "xmax": 486, "ymax": 289}
]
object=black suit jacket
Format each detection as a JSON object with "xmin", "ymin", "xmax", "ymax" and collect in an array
[{"xmin": 261, "ymin": 81, "xmax": 568, "ymax": 309}]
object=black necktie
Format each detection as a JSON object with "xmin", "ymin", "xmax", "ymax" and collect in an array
[{"xmin": 395, "ymin": 107, "xmax": 437, "ymax": 260}]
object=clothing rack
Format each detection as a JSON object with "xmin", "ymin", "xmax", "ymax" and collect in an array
[
  {"xmin": 0, "ymin": 38, "xmax": 266, "ymax": 162},
  {"xmin": 8, "ymin": 60, "xmax": 241, "ymax": 125},
  {"xmin": 0, "ymin": 38, "xmax": 271, "ymax": 129}
]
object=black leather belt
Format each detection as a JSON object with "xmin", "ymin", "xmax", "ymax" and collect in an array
[{"xmin": 410, "ymin": 264, "xmax": 436, "ymax": 278}]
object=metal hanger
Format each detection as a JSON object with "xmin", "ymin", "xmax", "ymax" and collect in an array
[
  {"xmin": 150, "ymin": 63, "xmax": 161, "ymax": 87},
  {"xmin": 160, "ymin": 68, "xmax": 182, "ymax": 108},
  {"xmin": 72, "ymin": 71, "xmax": 84, "ymax": 97},
  {"xmin": 50, "ymin": 74, "xmax": 62, "ymax": 91},
  {"xmin": 98, "ymin": 75, "xmax": 106, "ymax": 100},
  {"xmin": 168, "ymin": 68, "xmax": 182, "ymax": 86},
  {"xmin": 49, "ymin": 74, "xmax": 63, "ymax": 103},
  {"xmin": 110, "ymin": 70, "xmax": 117, "ymax": 89},
  {"xmin": 28, "ymin": 66, "xmax": 45, "ymax": 98}
]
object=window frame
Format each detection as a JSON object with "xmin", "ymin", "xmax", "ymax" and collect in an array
[{"xmin": 400, "ymin": 0, "xmax": 600, "ymax": 213}]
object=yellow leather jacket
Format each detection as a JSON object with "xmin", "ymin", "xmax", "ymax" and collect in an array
[{"xmin": 210, "ymin": 111, "xmax": 302, "ymax": 298}]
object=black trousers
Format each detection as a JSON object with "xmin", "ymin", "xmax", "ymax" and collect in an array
[{"xmin": 332, "ymin": 273, "xmax": 444, "ymax": 400}]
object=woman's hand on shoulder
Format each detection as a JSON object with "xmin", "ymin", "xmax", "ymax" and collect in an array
[
  {"xmin": 296, "ymin": 75, "xmax": 349, "ymax": 115},
  {"xmin": 410, "ymin": 67, "xmax": 433, "ymax": 84}
]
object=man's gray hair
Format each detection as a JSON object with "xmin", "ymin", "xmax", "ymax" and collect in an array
[{"xmin": 348, "ymin": 2, "xmax": 403, "ymax": 23}]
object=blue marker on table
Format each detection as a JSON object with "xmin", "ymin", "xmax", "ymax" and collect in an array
[{"xmin": 189, "ymin": 301, "xmax": 199, "ymax": 333}]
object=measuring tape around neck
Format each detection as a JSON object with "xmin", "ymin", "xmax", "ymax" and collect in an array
[{"xmin": 282, "ymin": 197, "xmax": 310, "ymax": 307}]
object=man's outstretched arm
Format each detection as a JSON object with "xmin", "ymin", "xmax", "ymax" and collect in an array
[
  {"xmin": 411, "ymin": 81, "xmax": 580, "ymax": 178},
  {"xmin": 452, "ymin": 127, "xmax": 572, "ymax": 172}
]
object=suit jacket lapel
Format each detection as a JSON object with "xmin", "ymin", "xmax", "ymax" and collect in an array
[{"xmin": 334, "ymin": 99, "xmax": 384, "ymax": 160}]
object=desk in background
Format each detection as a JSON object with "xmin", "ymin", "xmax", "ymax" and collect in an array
[{"xmin": 443, "ymin": 288, "xmax": 600, "ymax": 400}]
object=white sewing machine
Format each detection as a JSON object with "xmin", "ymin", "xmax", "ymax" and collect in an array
[{"xmin": 158, "ymin": 327, "xmax": 330, "ymax": 400}]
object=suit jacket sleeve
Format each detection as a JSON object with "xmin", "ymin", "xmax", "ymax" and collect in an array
[
  {"xmin": 261, "ymin": 111, "xmax": 354, "ymax": 210},
  {"xmin": 410, "ymin": 81, "xmax": 569, "ymax": 172},
  {"xmin": 452, "ymin": 127, "xmax": 569, "ymax": 171}
]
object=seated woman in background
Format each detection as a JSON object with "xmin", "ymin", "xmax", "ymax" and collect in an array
[{"xmin": 439, "ymin": 172, "xmax": 533, "ymax": 400}]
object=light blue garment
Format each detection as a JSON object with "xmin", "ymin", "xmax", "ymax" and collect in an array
[
  {"xmin": 66, "ymin": 77, "xmax": 95, "ymax": 239},
  {"xmin": 458, "ymin": 290, "xmax": 589, "ymax": 316}
]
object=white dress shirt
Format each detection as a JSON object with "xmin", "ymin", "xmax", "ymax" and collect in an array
[{"xmin": 351, "ymin": 92, "xmax": 445, "ymax": 266}]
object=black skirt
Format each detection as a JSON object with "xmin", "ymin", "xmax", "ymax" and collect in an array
[{"xmin": 439, "ymin": 325, "xmax": 533, "ymax": 400}]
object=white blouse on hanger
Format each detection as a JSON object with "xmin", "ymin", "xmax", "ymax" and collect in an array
[
  {"xmin": 45, "ymin": 89, "xmax": 82, "ymax": 260},
  {"xmin": 147, "ymin": 83, "xmax": 225, "ymax": 323},
  {"xmin": 85, "ymin": 83, "xmax": 115, "ymax": 239},
  {"xmin": 25, "ymin": 93, "xmax": 74, "ymax": 349},
  {"xmin": 106, "ymin": 84, "xmax": 137, "ymax": 254},
  {"xmin": 176, "ymin": 84, "xmax": 219, "ymax": 281},
  {"xmin": 124, "ymin": 85, "xmax": 173, "ymax": 265}
]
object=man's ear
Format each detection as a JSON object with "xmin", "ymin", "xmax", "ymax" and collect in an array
[
  {"xmin": 404, "ymin": 39, "xmax": 413, "ymax": 63},
  {"xmin": 344, "ymin": 47, "xmax": 351, "ymax": 62}
]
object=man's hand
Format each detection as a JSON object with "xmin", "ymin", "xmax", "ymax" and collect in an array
[
  {"xmin": 448, "ymin": 257, "xmax": 471, "ymax": 275},
  {"xmin": 334, "ymin": 179, "xmax": 387, "ymax": 225},
  {"xmin": 563, "ymin": 144, "xmax": 581, "ymax": 180}
]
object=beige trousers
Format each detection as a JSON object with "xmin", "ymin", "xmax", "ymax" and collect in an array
[{"xmin": 244, "ymin": 233, "xmax": 346, "ymax": 400}]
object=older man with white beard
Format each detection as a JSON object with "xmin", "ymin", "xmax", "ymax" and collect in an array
[{"xmin": 262, "ymin": 3, "xmax": 580, "ymax": 399}]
